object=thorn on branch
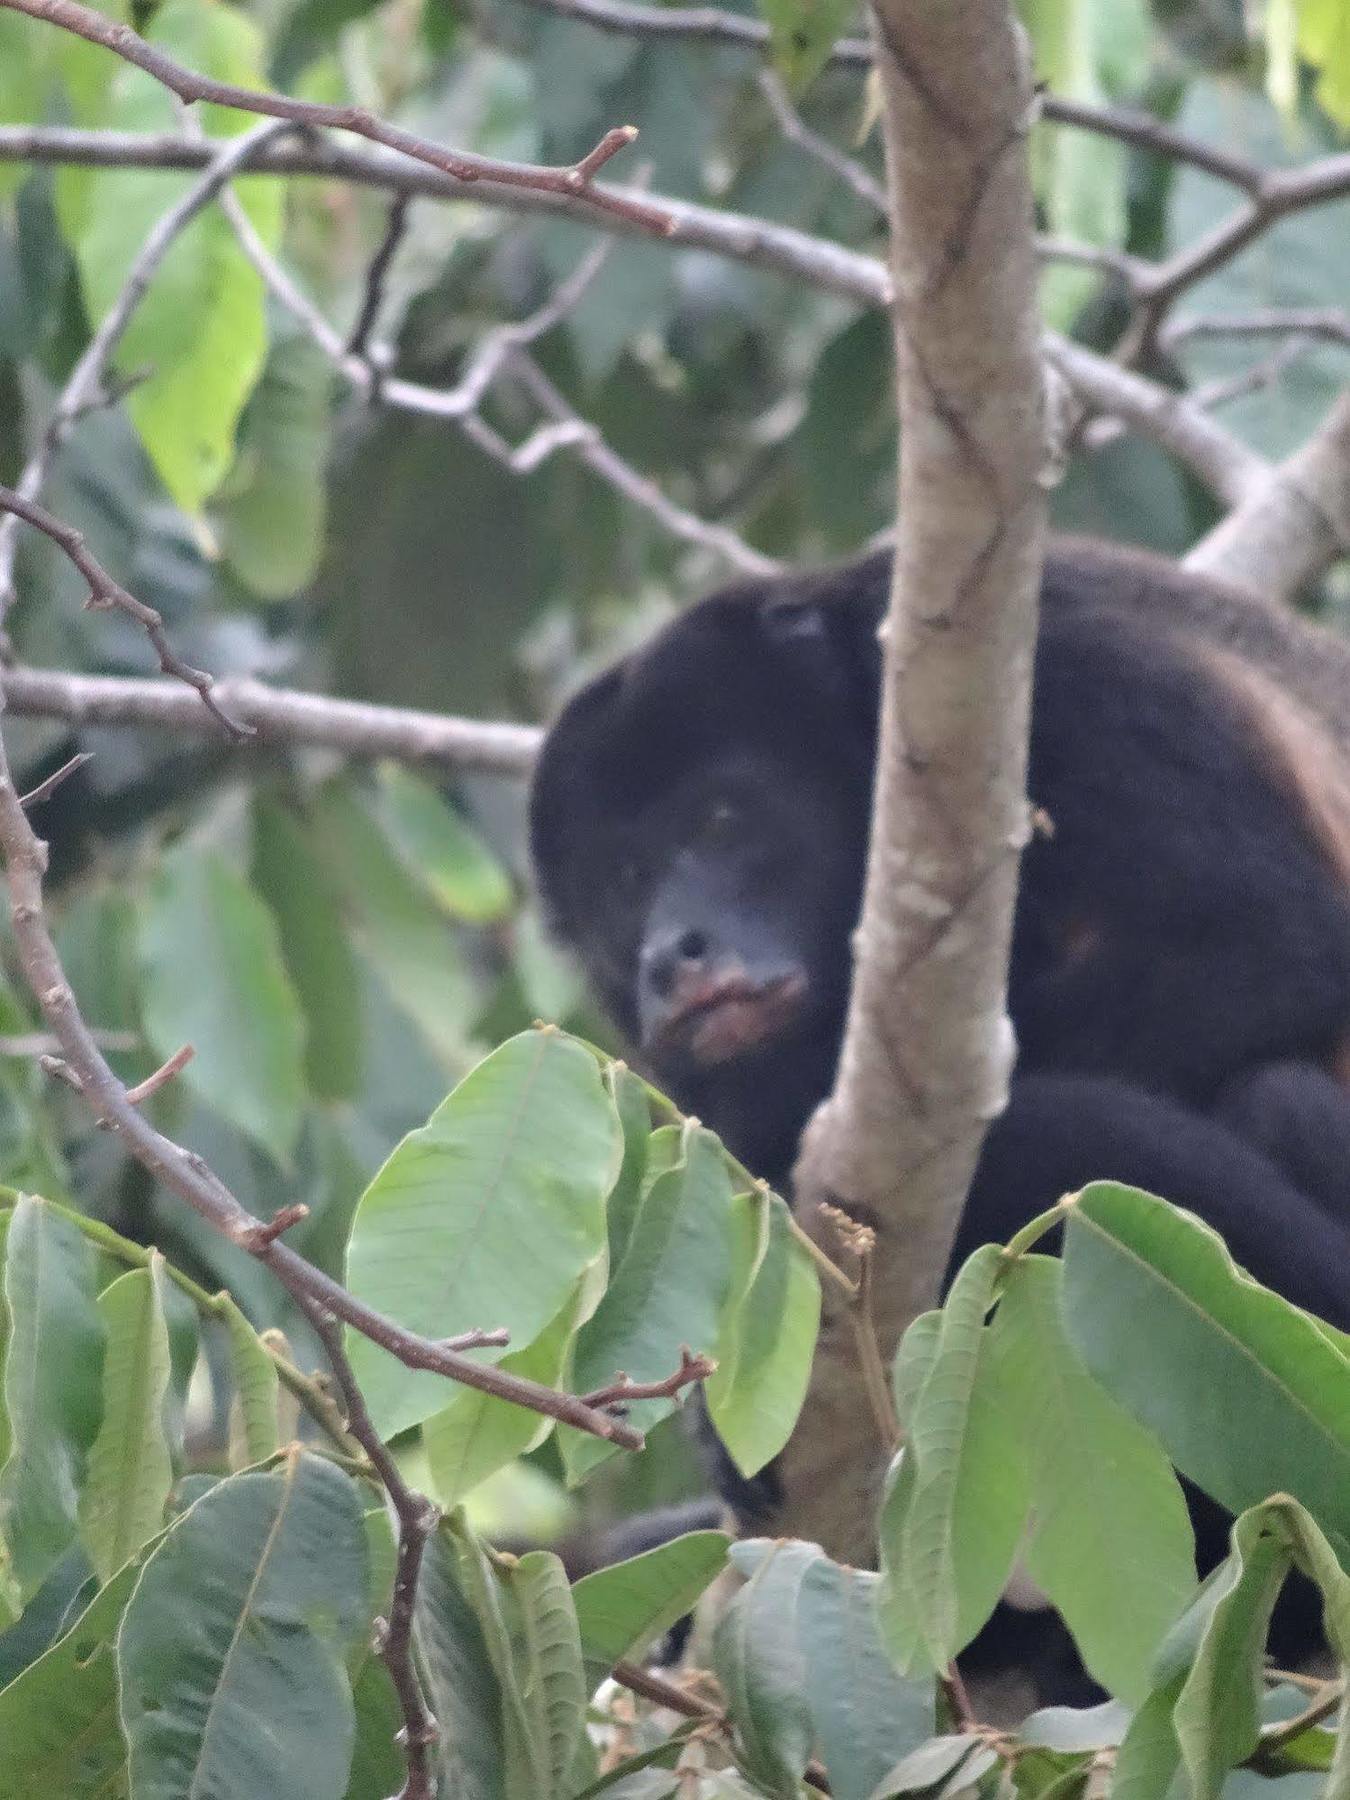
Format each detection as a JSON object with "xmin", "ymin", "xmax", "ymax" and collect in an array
[
  {"xmin": 38, "ymin": 1052, "xmax": 83, "ymax": 1092},
  {"xmin": 243, "ymin": 1203, "xmax": 311, "ymax": 1251},
  {"xmin": 124, "ymin": 1041, "xmax": 195, "ymax": 1105}
]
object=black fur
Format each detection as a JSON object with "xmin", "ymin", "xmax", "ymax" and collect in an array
[{"xmin": 529, "ymin": 538, "xmax": 1350, "ymax": 1696}]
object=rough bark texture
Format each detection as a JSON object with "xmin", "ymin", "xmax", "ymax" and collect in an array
[
  {"xmin": 1185, "ymin": 390, "xmax": 1350, "ymax": 602},
  {"xmin": 765, "ymin": 0, "xmax": 1048, "ymax": 1559}
]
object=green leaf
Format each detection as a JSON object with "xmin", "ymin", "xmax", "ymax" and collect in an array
[
  {"xmin": 506, "ymin": 1550, "xmax": 589, "ymax": 1798},
  {"xmin": 890, "ymin": 1246, "xmax": 1032, "ymax": 1670},
  {"xmin": 712, "ymin": 1540, "xmax": 815, "ymax": 1797},
  {"xmin": 869, "ymin": 1735, "xmax": 975, "ymax": 1797},
  {"xmin": 993, "ymin": 1255, "xmax": 1195, "ymax": 1700},
  {"xmin": 603, "ymin": 1060, "xmax": 653, "ymax": 1271},
  {"xmin": 219, "ymin": 1295, "xmax": 282, "ymax": 1467},
  {"xmin": 218, "ymin": 320, "xmax": 332, "ymax": 599},
  {"xmin": 311, "ymin": 780, "xmax": 476, "ymax": 1065},
  {"xmin": 572, "ymin": 1529, "xmax": 729, "ymax": 1682},
  {"xmin": 65, "ymin": 0, "xmax": 284, "ymax": 509},
  {"xmin": 561, "ymin": 1121, "xmax": 733, "ymax": 1484},
  {"xmin": 375, "ymin": 765, "xmax": 515, "ymax": 925},
  {"xmin": 251, "ymin": 796, "xmax": 363, "ymax": 1102},
  {"xmin": 1295, "ymin": 0, "xmax": 1350, "ymax": 127},
  {"xmin": 345, "ymin": 1656, "xmax": 407, "ymax": 1800},
  {"xmin": 345, "ymin": 1030, "xmax": 618, "ymax": 1438},
  {"xmin": 758, "ymin": 0, "xmax": 857, "ymax": 90},
  {"xmin": 414, "ymin": 1523, "xmax": 506, "ymax": 1800},
  {"xmin": 140, "ymin": 842, "xmax": 306, "ymax": 1166},
  {"xmin": 1062, "ymin": 1182, "xmax": 1350, "ymax": 1552},
  {"xmin": 78, "ymin": 1259, "xmax": 174, "ymax": 1584},
  {"xmin": 706, "ymin": 1187, "xmax": 819, "ymax": 1478},
  {"xmin": 1173, "ymin": 1505, "xmax": 1295, "ymax": 1799},
  {"xmin": 118, "ymin": 1449, "xmax": 369, "ymax": 1800},
  {"xmin": 423, "ymin": 1282, "xmax": 589, "ymax": 1509},
  {"xmin": 876, "ymin": 1312, "xmax": 942, "ymax": 1674},
  {"xmin": 0, "ymin": 1536, "xmax": 160, "ymax": 1800},
  {"xmin": 0, "ymin": 1194, "xmax": 105, "ymax": 1601}
]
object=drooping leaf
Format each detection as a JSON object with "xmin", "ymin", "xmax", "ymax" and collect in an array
[
  {"xmin": 0, "ymin": 1194, "xmax": 105, "ymax": 1601},
  {"xmin": 345, "ymin": 1030, "xmax": 618, "ymax": 1438},
  {"xmin": 572, "ymin": 1529, "xmax": 729, "ymax": 1684},
  {"xmin": 414, "ymin": 1523, "xmax": 506, "ymax": 1800},
  {"xmin": 219, "ymin": 1294, "xmax": 282, "ymax": 1467},
  {"xmin": 1062, "ymin": 1182, "xmax": 1350, "ymax": 1551},
  {"xmin": 712, "ymin": 1540, "xmax": 815, "ymax": 1796},
  {"xmin": 78, "ymin": 1259, "xmax": 174, "ymax": 1584},
  {"xmin": 118, "ymin": 1449, "xmax": 369, "ymax": 1800},
  {"xmin": 64, "ymin": 0, "xmax": 284, "ymax": 509},
  {"xmin": 993, "ymin": 1254, "xmax": 1195, "ymax": 1700},
  {"xmin": 344, "ymin": 1656, "xmax": 407, "ymax": 1800},
  {"xmin": 506, "ymin": 1550, "xmax": 589, "ymax": 1798},
  {"xmin": 705, "ymin": 1187, "xmax": 819, "ymax": 1478},
  {"xmin": 140, "ymin": 842, "xmax": 306, "ymax": 1166},
  {"xmin": 561, "ymin": 1121, "xmax": 733, "ymax": 1484}
]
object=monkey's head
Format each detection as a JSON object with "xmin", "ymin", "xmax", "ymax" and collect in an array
[{"xmin": 529, "ymin": 558, "xmax": 888, "ymax": 1182}]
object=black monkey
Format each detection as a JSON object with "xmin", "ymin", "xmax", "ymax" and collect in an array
[
  {"xmin": 529, "ymin": 538, "xmax": 1350, "ymax": 1694},
  {"xmin": 531, "ymin": 538, "xmax": 1350, "ymax": 1201}
]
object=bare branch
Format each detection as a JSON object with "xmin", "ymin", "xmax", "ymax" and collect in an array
[
  {"xmin": 756, "ymin": 67, "xmax": 888, "ymax": 215},
  {"xmin": 0, "ymin": 0, "xmax": 670, "ymax": 235},
  {"xmin": 345, "ymin": 191, "xmax": 412, "ymax": 365},
  {"xmin": 1045, "ymin": 336, "xmax": 1270, "ymax": 508},
  {"xmin": 18, "ymin": 749, "xmax": 93, "ymax": 809},
  {"xmin": 0, "ymin": 485, "xmax": 251, "ymax": 737},
  {"xmin": 300, "ymin": 1297, "xmax": 440, "ymax": 1800},
  {"xmin": 579, "ymin": 1346, "xmax": 715, "ymax": 1410},
  {"xmin": 0, "ymin": 116, "xmax": 293, "ymax": 628},
  {"xmin": 0, "ymin": 665, "xmax": 542, "ymax": 774},
  {"xmin": 1162, "ymin": 307, "xmax": 1350, "ymax": 351},
  {"xmin": 773, "ymin": 0, "xmax": 1048, "ymax": 1560},
  {"xmin": 1185, "ymin": 388, "xmax": 1350, "ymax": 601}
]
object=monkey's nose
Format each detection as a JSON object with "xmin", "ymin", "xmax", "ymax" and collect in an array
[{"xmin": 641, "ymin": 927, "xmax": 712, "ymax": 1001}]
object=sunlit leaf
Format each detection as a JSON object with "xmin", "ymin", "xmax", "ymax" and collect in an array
[
  {"xmin": 758, "ymin": 0, "xmax": 856, "ymax": 91},
  {"xmin": 345, "ymin": 1030, "xmax": 617, "ymax": 1438},
  {"xmin": 78, "ymin": 1260, "xmax": 174, "ymax": 1584},
  {"xmin": 375, "ymin": 765, "xmax": 515, "ymax": 925},
  {"xmin": 118, "ymin": 1449, "xmax": 368, "ymax": 1800}
]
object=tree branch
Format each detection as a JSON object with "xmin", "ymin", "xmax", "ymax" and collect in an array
[
  {"xmin": 1185, "ymin": 389, "xmax": 1350, "ymax": 600},
  {"xmin": 0, "ymin": 665, "xmax": 542, "ymax": 774},
  {"xmin": 772, "ymin": 0, "xmax": 1047, "ymax": 1559},
  {"xmin": 0, "ymin": 0, "xmax": 669, "ymax": 235}
]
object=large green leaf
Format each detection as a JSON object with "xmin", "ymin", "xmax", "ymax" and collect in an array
[
  {"xmin": 884, "ymin": 1246, "xmax": 1032, "ymax": 1671},
  {"xmin": 118, "ymin": 1449, "xmax": 369, "ymax": 1800},
  {"xmin": 78, "ymin": 1259, "xmax": 174, "ymax": 1584},
  {"xmin": 345, "ymin": 1030, "xmax": 618, "ymax": 1438},
  {"xmin": 0, "ymin": 1194, "xmax": 105, "ymax": 1602},
  {"xmin": 560, "ymin": 1121, "xmax": 733, "ymax": 1483},
  {"xmin": 994, "ymin": 1254, "xmax": 1195, "ymax": 1700},
  {"xmin": 0, "ymin": 1538, "xmax": 158, "ymax": 1800},
  {"xmin": 140, "ymin": 842, "xmax": 306, "ymax": 1166},
  {"xmin": 65, "ymin": 0, "xmax": 284, "ymax": 509},
  {"xmin": 251, "ymin": 796, "xmax": 363, "ymax": 1103},
  {"xmin": 705, "ymin": 1187, "xmax": 819, "ymax": 1479},
  {"xmin": 505, "ymin": 1550, "xmax": 589, "ymax": 1798},
  {"xmin": 572, "ymin": 1529, "xmax": 729, "ymax": 1684},
  {"xmin": 1062, "ymin": 1182, "xmax": 1350, "ymax": 1550},
  {"xmin": 712, "ymin": 1540, "xmax": 815, "ymax": 1797}
]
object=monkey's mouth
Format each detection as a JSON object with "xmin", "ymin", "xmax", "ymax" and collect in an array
[{"xmin": 648, "ymin": 969, "xmax": 808, "ymax": 1067}]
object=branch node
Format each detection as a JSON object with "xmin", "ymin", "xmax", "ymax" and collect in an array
[{"xmin": 243, "ymin": 1203, "xmax": 311, "ymax": 1251}]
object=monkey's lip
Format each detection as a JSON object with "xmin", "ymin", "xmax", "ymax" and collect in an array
[{"xmin": 650, "ymin": 969, "xmax": 808, "ymax": 1067}]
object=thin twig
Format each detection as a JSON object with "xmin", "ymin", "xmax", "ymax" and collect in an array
[
  {"xmin": 300, "ymin": 1296, "xmax": 440, "ymax": 1800},
  {"xmin": 756, "ymin": 67, "xmax": 887, "ymax": 215},
  {"xmin": 1162, "ymin": 306, "xmax": 1350, "ymax": 351},
  {"xmin": 0, "ymin": 116, "xmax": 294, "ymax": 628},
  {"xmin": 819, "ymin": 1203, "xmax": 900, "ymax": 1454},
  {"xmin": 124, "ymin": 1042, "xmax": 194, "ymax": 1105},
  {"xmin": 345, "ymin": 191, "xmax": 412, "ymax": 364},
  {"xmin": 0, "ymin": 484, "xmax": 251, "ymax": 737},
  {"xmin": 0, "ymin": 0, "xmax": 670, "ymax": 234},
  {"xmin": 18, "ymin": 750, "xmax": 92, "ymax": 809},
  {"xmin": 0, "ymin": 1026, "xmax": 137, "ymax": 1054},
  {"xmin": 580, "ymin": 1346, "xmax": 715, "ymax": 1411}
]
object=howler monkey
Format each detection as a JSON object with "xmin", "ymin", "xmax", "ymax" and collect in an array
[{"xmin": 529, "ymin": 536, "xmax": 1350, "ymax": 1692}]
